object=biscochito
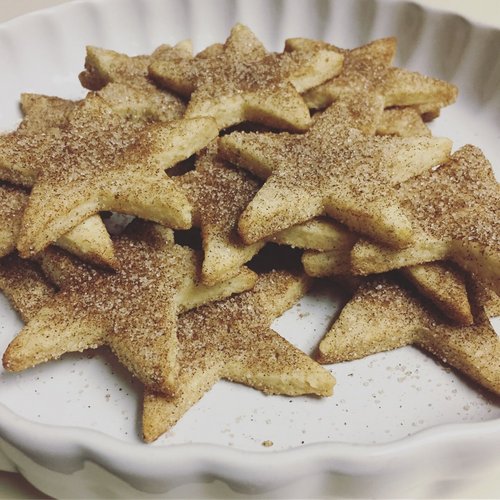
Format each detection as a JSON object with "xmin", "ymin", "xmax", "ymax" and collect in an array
[{"xmin": 0, "ymin": 23, "xmax": 498, "ymax": 442}]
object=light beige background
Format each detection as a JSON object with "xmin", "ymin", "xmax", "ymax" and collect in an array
[{"xmin": 0, "ymin": 0, "xmax": 499, "ymax": 498}]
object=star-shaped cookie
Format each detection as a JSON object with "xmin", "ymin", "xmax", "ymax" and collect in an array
[
  {"xmin": 219, "ymin": 96, "xmax": 452, "ymax": 248},
  {"xmin": 285, "ymin": 37, "xmax": 457, "ymax": 113},
  {"xmin": 0, "ymin": 183, "xmax": 115, "ymax": 266},
  {"xmin": 80, "ymin": 44, "xmax": 186, "ymax": 122},
  {"xmin": 149, "ymin": 23, "xmax": 343, "ymax": 131},
  {"xmin": 0, "ymin": 92, "xmax": 218, "ymax": 257},
  {"xmin": 352, "ymin": 145, "xmax": 500, "ymax": 295},
  {"xmin": 3, "ymin": 222, "xmax": 256, "ymax": 397},
  {"xmin": 0, "ymin": 95, "xmax": 116, "ymax": 265},
  {"xmin": 287, "ymin": 105, "xmax": 432, "ymax": 270},
  {"xmin": 317, "ymin": 275, "xmax": 500, "ymax": 396},
  {"xmin": 142, "ymin": 270, "xmax": 335, "ymax": 442}
]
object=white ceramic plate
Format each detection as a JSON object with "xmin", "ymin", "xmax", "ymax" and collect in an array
[{"xmin": 0, "ymin": 0, "xmax": 499, "ymax": 497}]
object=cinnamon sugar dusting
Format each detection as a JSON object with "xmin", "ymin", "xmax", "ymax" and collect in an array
[
  {"xmin": 0, "ymin": 184, "xmax": 27, "ymax": 223},
  {"xmin": 0, "ymin": 95, "xmax": 76, "ymax": 186},
  {"xmin": 168, "ymin": 271, "xmax": 333, "ymax": 394},
  {"xmin": 287, "ymin": 37, "xmax": 457, "ymax": 111},
  {"xmin": 35, "ymin": 96, "xmax": 144, "ymax": 185},
  {"xmin": 150, "ymin": 27, "xmax": 321, "ymax": 97},
  {"xmin": 220, "ymin": 95, "xmax": 450, "ymax": 245},
  {"xmin": 19, "ymin": 94, "xmax": 77, "ymax": 133},
  {"xmin": 79, "ymin": 46, "xmax": 185, "ymax": 121},
  {"xmin": 401, "ymin": 145, "xmax": 499, "ymax": 250},
  {"xmin": 0, "ymin": 255, "xmax": 55, "ymax": 322},
  {"xmin": 291, "ymin": 37, "xmax": 397, "ymax": 100},
  {"xmin": 183, "ymin": 50, "xmax": 322, "ymax": 98},
  {"xmin": 56, "ymin": 226, "xmax": 188, "ymax": 331},
  {"xmin": 174, "ymin": 141, "xmax": 265, "ymax": 284},
  {"xmin": 0, "ymin": 184, "xmax": 28, "ymax": 255},
  {"xmin": 149, "ymin": 24, "xmax": 342, "ymax": 130},
  {"xmin": 38, "ymin": 223, "xmax": 193, "ymax": 391},
  {"xmin": 178, "ymin": 142, "xmax": 260, "ymax": 231},
  {"xmin": 2, "ymin": 94, "xmax": 144, "ymax": 188}
]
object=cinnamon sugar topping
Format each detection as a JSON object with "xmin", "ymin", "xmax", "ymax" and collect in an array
[
  {"xmin": 79, "ymin": 46, "xmax": 185, "ymax": 122},
  {"xmin": 0, "ymin": 184, "xmax": 27, "ymax": 257},
  {"xmin": 402, "ymin": 145, "xmax": 499, "ymax": 250},
  {"xmin": 149, "ymin": 23, "xmax": 343, "ymax": 130},
  {"xmin": 10, "ymin": 90, "xmax": 217, "ymax": 256},
  {"xmin": 220, "ymin": 95, "xmax": 451, "ymax": 247},
  {"xmin": 286, "ymin": 37, "xmax": 457, "ymax": 112}
]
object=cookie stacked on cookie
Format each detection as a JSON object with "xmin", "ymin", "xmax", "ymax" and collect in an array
[{"xmin": 0, "ymin": 24, "xmax": 498, "ymax": 443}]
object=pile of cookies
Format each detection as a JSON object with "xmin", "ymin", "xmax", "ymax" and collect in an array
[{"xmin": 0, "ymin": 24, "xmax": 498, "ymax": 443}]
